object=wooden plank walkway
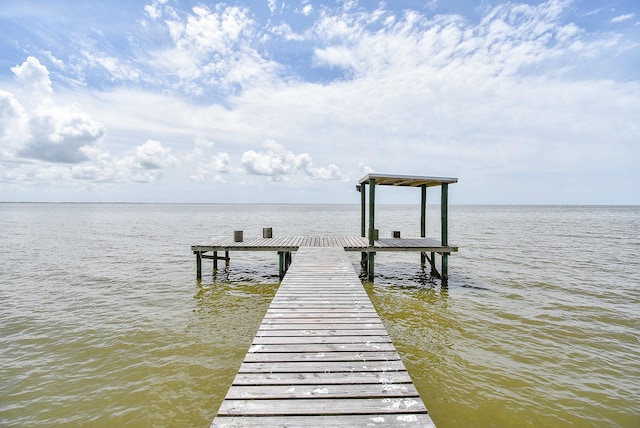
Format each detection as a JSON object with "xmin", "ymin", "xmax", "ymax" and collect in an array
[
  {"xmin": 192, "ymin": 235, "xmax": 457, "ymax": 253},
  {"xmin": 211, "ymin": 246, "xmax": 435, "ymax": 427}
]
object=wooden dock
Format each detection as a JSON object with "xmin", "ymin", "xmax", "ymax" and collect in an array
[
  {"xmin": 211, "ymin": 246, "xmax": 435, "ymax": 427},
  {"xmin": 192, "ymin": 235, "xmax": 457, "ymax": 280}
]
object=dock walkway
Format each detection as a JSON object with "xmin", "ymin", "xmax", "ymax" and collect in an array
[{"xmin": 212, "ymin": 246, "xmax": 435, "ymax": 427}]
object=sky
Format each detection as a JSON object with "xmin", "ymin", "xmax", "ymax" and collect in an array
[{"xmin": 0, "ymin": 0, "xmax": 638, "ymax": 204}]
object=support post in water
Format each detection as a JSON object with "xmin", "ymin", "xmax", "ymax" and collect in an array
[
  {"xmin": 196, "ymin": 251, "xmax": 202, "ymax": 280},
  {"xmin": 278, "ymin": 251, "xmax": 293, "ymax": 280},
  {"xmin": 420, "ymin": 185, "xmax": 427, "ymax": 266},
  {"xmin": 360, "ymin": 183, "xmax": 367, "ymax": 265},
  {"xmin": 367, "ymin": 178, "xmax": 376, "ymax": 281},
  {"xmin": 441, "ymin": 183, "xmax": 449, "ymax": 282},
  {"xmin": 213, "ymin": 251, "xmax": 218, "ymax": 271}
]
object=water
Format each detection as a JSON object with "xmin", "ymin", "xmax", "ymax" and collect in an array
[{"xmin": 0, "ymin": 203, "xmax": 638, "ymax": 427}]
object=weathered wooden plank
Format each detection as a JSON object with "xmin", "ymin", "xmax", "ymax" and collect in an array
[
  {"xmin": 217, "ymin": 397, "xmax": 426, "ymax": 415},
  {"xmin": 260, "ymin": 319, "xmax": 384, "ymax": 331},
  {"xmin": 239, "ymin": 359, "xmax": 407, "ymax": 373},
  {"xmin": 245, "ymin": 343, "xmax": 398, "ymax": 353},
  {"xmin": 223, "ymin": 382, "xmax": 419, "ymax": 399},
  {"xmin": 244, "ymin": 350, "xmax": 400, "ymax": 363},
  {"xmin": 252, "ymin": 335, "xmax": 393, "ymax": 345},
  {"xmin": 230, "ymin": 370, "xmax": 414, "ymax": 386},
  {"xmin": 255, "ymin": 329, "xmax": 390, "ymax": 337},
  {"xmin": 212, "ymin": 413, "xmax": 435, "ymax": 427},
  {"xmin": 264, "ymin": 310, "xmax": 379, "ymax": 318},
  {"xmin": 262, "ymin": 316, "xmax": 383, "ymax": 324},
  {"xmin": 265, "ymin": 308, "xmax": 378, "ymax": 315}
]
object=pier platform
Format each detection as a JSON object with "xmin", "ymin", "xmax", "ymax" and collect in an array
[
  {"xmin": 192, "ymin": 235, "xmax": 457, "ymax": 280},
  {"xmin": 211, "ymin": 246, "xmax": 435, "ymax": 427}
]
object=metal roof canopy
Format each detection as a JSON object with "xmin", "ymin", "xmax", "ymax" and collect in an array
[
  {"xmin": 357, "ymin": 173, "xmax": 458, "ymax": 282},
  {"xmin": 358, "ymin": 173, "xmax": 458, "ymax": 188}
]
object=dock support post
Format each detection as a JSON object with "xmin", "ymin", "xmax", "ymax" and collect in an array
[
  {"xmin": 420, "ymin": 185, "xmax": 427, "ymax": 266},
  {"xmin": 225, "ymin": 251, "xmax": 230, "ymax": 267},
  {"xmin": 368, "ymin": 178, "xmax": 376, "ymax": 246},
  {"xmin": 367, "ymin": 178, "xmax": 376, "ymax": 281},
  {"xmin": 196, "ymin": 251, "xmax": 202, "ymax": 280},
  {"xmin": 361, "ymin": 181, "xmax": 367, "ymax": 265},
  {"xmin": 441, "ymin": 183, "xmax": 449, "ymax": 282},
  {"xmin": 360, "ymin": 182, "xmax": 366, "ymax": 238},
  {"xmin": 213, "ymin": 251, "xmax": 218, "ymax": 271},
  {"xmin": 279, "ymin": 251, "xmax": 292, "ymax": 280}
]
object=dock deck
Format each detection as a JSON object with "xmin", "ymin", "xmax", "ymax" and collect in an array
[
  {"xmin": 192, "ymin": 235, "xmax": 457, "ymax": 252},
  {"xmin": 211, "ymin": 246, "xmax": 435, "ymax": 427}
]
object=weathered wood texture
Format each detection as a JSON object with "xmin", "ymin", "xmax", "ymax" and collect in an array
[
  {"xmin": 211, "ymin": 246, "xmax": 435, "ymax": 428},
  {"xmin": 192, "ymin": 236, "xmax": 457, "ymax": 253}
]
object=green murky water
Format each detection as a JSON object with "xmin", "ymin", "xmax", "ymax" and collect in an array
[{"xmin": 1, "ymin": 204, "xmax": 638, "ymax": 427}]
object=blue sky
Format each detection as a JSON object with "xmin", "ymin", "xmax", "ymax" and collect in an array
[{"xmin": 0, "ymin": 0, "xmax": 638, "ymax": 203}]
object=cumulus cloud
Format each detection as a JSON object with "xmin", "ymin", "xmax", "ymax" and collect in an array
[
  {"xmin": 120, "ymin": 139, "xmax": 177, "ymax": 173},
  {"xmin": 19, "ymin": 106, "xmax": 105, "ymax": 163},
  {"xmin": 10, "ymin": 56, "xmax": 53, "ymax": 107},
  {"xmin": 190, "ymin": 152, "xmax": 231, "ymax": 182},
  {"xmin": 150, "ymin": 3, "xmax": 281, "ymax": 93},
  {"xmin": 2, "ymin": 57, "xmax": 106, "ymax": 164},
  {"xmin": 241, "ymin": 140, "xmax": 346, "ymax": 181}
]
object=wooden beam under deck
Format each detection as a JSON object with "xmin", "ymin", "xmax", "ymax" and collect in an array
[{"xmin": 211, "ymin": 246, "xmax": 436, "ymax": 427}]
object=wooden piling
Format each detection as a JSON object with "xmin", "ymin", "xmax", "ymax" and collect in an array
[
  {"xmin": 196, "ymin": 251, "xmax": 202, "ymax": 280},
  {"xmin": 441, "ymin": 183, "xmax": 449, "ymax": 281}
]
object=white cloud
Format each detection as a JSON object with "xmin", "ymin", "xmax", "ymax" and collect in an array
[
  {"xmin": 81, "ymin": 50, "xmax": 141, "ymax": 82},
  {"xmin": 301, "ymin": 4, "xmax": 313, "ymax": 16},
  {"xmin": 3, "ymin": 58, "xmax": 106, "ymax": 164},
  {"xmin": 610, "ymin": 13, "xmax": 634, "ymax": 24},
  {"xmin": 241, "ymin": 140, "xmax": 346, "ymax": 181},
  {"xmin": 270, "ymin": 23, "xmax": 305, "ymax": 41},
  {"xmin": 0, "ymin": 90, "xmax": 28, "ymax": 156},
  {"xmin": 10, "ymin": 56, "xmax": 53, "ymax": 108},
  {"xmin": 1, "ymin": 1, "xmax": 638, "ymax": 203},
  {"xmin": 153, "ymin": 3, "xmax": 281, "ymax": 93},
  {"xmin": 20, "ymin": 106, "xmax": 106, "ymax": 163},
  {"xmin": 268, "ymin": 0, "xmax": 277, "ymax": 15}
]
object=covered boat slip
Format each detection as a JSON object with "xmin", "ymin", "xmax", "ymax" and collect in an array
[{"xmin": 211, "ymin": 246, "xmax": 435, "ymax": 427}]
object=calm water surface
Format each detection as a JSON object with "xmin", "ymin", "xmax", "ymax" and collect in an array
[{"xmin": 1, "ymin": 203, "xmax": 638, "ymax": 427}]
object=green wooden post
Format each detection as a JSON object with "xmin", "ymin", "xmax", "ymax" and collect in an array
[
  {"xmin": 367, "ymin": 178, "xmax": 376, "ymax": 281},
  {"xmin": 368, "ymin": 178, "xmax": 376, "ymax": 246},
  {"xmin": 421, "ymin": 185, "xmax": 427, "ymax": 266},
  {"xmin": 441, "ymin": 183, "xmax": 449, "ymax": 281},
  {"xmin": 196, "ymin": 251, "xmax": 202, "ymax": 280},
  {"xmin": 421, "ymin": 185, "xmax": 427, "ymax": 237},
  {"xmin": 360, "ymin": 183, "xmax": 366, "ymax": 238},
  {"xmin": 278, "ymin": 252, "xmax": 285, "ymax": 280},
  {"xmin": 360, "ymin": 182, "xmax": 367, "ymax": 266}
]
